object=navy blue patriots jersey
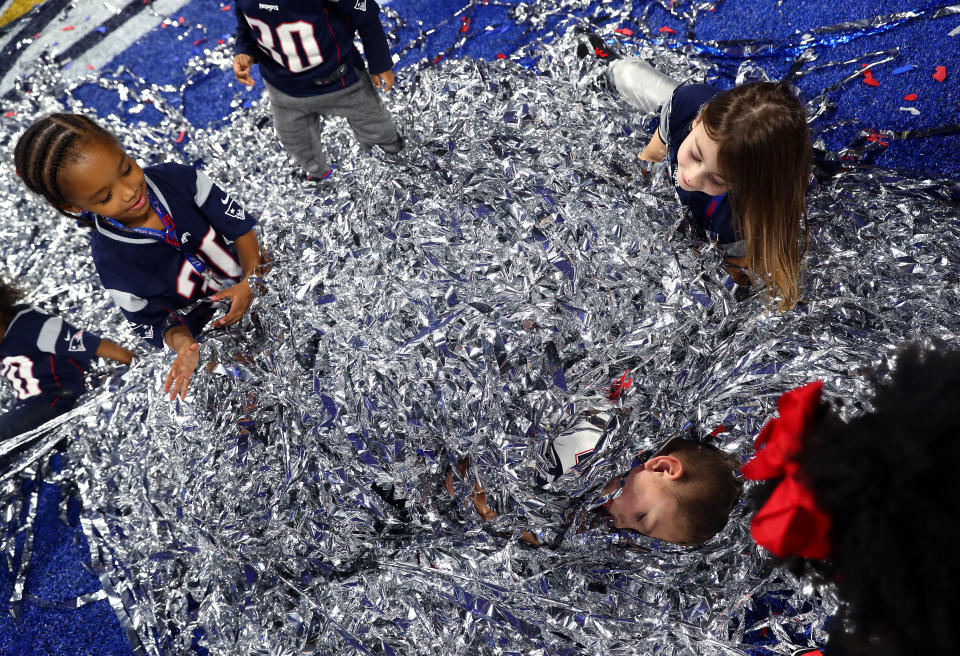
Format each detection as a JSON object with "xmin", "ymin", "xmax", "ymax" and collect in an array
[
  {"xmin": 0, "ymin": 305, "xmax": 101, "ymax": 404},
  {"xmin": 87, "ymin": 163, "xmax": 258, "ymax": 348},
  {"xmin": 235, "ymin": 0, "xmax": 393, "ymax": 98},
  {"xmin": 665, "ymin": 83, "xmax": 741, "ymax": 254}
]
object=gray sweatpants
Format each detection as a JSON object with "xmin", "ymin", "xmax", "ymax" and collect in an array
[
  {"xmin": 605, "ymin": 58, "xmax": 680, "ymax": 114},
  {"xmin": 265, "ymin": 70, "xmax": 401, "ymax": 178}
]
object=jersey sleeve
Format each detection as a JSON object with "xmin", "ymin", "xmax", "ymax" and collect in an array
[
  {"xmin": 658, "ymin": 97, "xmax": 672, "ymax": 143},
  {"xmin": 191, "ymin": 169, "xmax": 258, "ymax": 240},
  {"xmin": 103, "ymin": 289, "xmax": 182, "ymax": 349},
  {"xmin": 36, "ymin": 315, "xmax": 102, "ymax": 368},
  {"xmin": 327, "ymin": 0, "xmax": 393, "ymax": 74},
  {"xmin": 234, "ymin": 3, "xmax": 260, "ymax": 57}
]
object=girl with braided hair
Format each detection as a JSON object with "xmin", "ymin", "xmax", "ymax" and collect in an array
[
  {"xmin": 742, "ymin": 345, "xmax": 960, "ymax": 656},
  {"xmin": 15, "ymin": 114, "xmax": 266, "ymax": 400}
]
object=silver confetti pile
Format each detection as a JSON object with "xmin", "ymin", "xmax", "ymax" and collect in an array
[{"xmin": 1, "ymin": 19, "xmax": 959, "ymax": 656}]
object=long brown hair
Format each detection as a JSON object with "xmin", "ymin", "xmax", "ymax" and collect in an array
[{"xmin": 700, "ymin": 82, "xmax": 812, "ymax": 311}]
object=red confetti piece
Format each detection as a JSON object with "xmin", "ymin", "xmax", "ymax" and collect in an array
[
  {"xmin": 865, "ymin": 130, "xmax": 888, "ymax": 147},
  {"xmin": 496, "ymin": 53, "xmax": 506, "ymax": 60},
  {"xmin": 4, "ymin": 112, "xmax": 15, "ymax": 118},
  {"xmin": 222, "ymin": 4, "xmax": 232, "ymax": 10},
  {"xmin": 33, "ymin": 33, "xmax": 41, "ymax": 38},
  {"xmin": 160, "ymin": 23, "xmax": 167, "ymax": 29},
  {"xmin": 708, "ymin": 425, "xmax": 728, "ymax": 437},
  {"xmin": 904, "ymin": 93, "xmax": 917, "ymax": 101},
  {"xmin": 431, "ymin": 54, "xmax": 444, "ymax": 64},
  {"xmin": 62, "ymin": 26, "xmax": 75, "ymax": 31},
  {"xmin": 861, "ymin": 68, "xmax": 880, "ymax": 87},
  {"xmin": 933, "ymin": 65, "xmax": 947, "ymax": 82},
  {"xmin": 614, "ymin": 27, "xmax": 633, "ymax": 36},
  {"xmin": 178, "ymin": 16, "xmax": 185, "ymax": 24},
  {"xmin": 658, "ymin": 26, "xmax": 676, "ymax": 34},
  {"xmin": 607, "ymin": 370, "xmax": 633, "ymax": 400},
  {"xmin": 217, "ymin": 39, "xmax": 225, "ymax": 45},
  {"xmin": 193, "ymin": 38, "xmax": 206, "ymax": 45},
  {"xmin": 459, "ymin": 17, "xmax": 470, "ymax": 33},
  {"xmin": 175, "ymin": 131, "xmax": 186, "ymax": 143},
  {"xmin": 87, "ymin": 64, "xmax": 94, "ymax": 70}
]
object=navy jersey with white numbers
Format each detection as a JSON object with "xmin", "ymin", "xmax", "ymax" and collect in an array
[
  {"xmin": 0, "ymin": 305, "xmax": 101, "ymax": 404},
  {"xmin": 235, "ymin": 0, "xmax": 393, "ymax": 98},
  {"xmin": 86, "ymin": 163, "xmax": 258, "ymax": 348}
]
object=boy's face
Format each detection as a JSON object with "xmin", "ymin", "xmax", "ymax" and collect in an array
[
  {"xmin": 606, "ymin": 455, "xmax": 689, "ymax": 545},
  {"xmin": 60, "ymin": 136, "xmax": 153, "ymax": 226},
  {"xmin": 676, "ymin": 118, "xmax": 729, "ymax": 197}
]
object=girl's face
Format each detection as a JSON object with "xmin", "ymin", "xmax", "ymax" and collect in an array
[
  {"xmin": 60, "ymin": 137, "xmax": 152, "ymax": 225},
  {"xmin": 605, "ymin": 455, "xmax": 688, "ymax": 545},
  {"xmin": 675, "ymin": 117, "xmax": 729, "ymax": 197}
]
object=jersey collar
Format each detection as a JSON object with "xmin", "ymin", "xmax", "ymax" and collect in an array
[{"xmin": 89, "ymin": 172, "xmax": 176, "ymax": 245}]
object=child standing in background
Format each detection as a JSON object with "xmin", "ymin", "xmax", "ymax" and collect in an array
[
  {"xmin": 0, "ymin": 278, "xmax": 133, "ymax": 440},
  {"xmin": 581, "ymin": 35, "xmax": 812, "ymax": 311},
  {"xmin": 232, "ymin": 0, "xmax": 403, "ymax": 180},
  {"xmin": 14, "ymin": 114, "xmax": 265, "ymax": 401}
]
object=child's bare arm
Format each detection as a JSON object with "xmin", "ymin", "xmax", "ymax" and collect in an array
[
  {"xmin": 445, "ymin": 460, "xmax": 542, "ymax": 545},
  {"xmin": 163, "ymin": 325, "xmax": 200, "ymax": 401},
  {"xmin": 640, "ymin": 131, "xmax": 667, "ymax": 162},
  {"xmin": 723, "ymin": 255, "xmax": 751, "ymax": 286},
  {"xmin": 95, "ymin": 339, "xmax": 134, "ymax": 365}
]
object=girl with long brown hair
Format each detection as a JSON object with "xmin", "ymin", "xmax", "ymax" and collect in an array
[{"xmin": 581, "ymin": 37, "xmax": 812, "ymax": 311}]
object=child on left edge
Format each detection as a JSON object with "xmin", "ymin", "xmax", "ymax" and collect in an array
[
  {"xmin": 14, "ymin": 114, "xmax": 266, "ymax": 401},
  {"xmin": 0, "ymin": 277, "xmax": 133, "ymax": 441}
]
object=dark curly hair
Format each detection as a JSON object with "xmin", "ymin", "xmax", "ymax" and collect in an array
[
  {"xmin": 747, "ymin": 344, "xmax": 960, "ymax": 656},
  {"xmin": 660, "ymin": 438, "xmax": 743, "ymax": 546},
  {"xmin": 0, "ymin": 277, "xmax": 24, "ymax": 328}
]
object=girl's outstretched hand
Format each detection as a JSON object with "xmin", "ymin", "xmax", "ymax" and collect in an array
[
  {"xmin": 209, "ymin": 280, "xmax": 253, "ymax": 328},
  {"xmin": 164, "ymin": 341, "xmax": 200, "ymax": 401}
]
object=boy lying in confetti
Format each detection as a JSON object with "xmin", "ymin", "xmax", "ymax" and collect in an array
[{"xmin": 446, "ymin": 405, "xmax": 742, "ymax": 547}]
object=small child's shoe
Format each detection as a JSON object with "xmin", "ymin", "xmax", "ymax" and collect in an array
[
  {"xmin": 379, "ymin": 135, "xmax": 404, "ymax": 155},
  {"xmin": 575, "ymin": 30, "xmax": 621, "ymax": 61},
  {"xmin": 304, "ymin": 165, "xmax": 335, "ymax": 183}
]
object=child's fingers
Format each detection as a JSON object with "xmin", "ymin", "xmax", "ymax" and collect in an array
[
  {"xmin": 215, "ymin": 310, "xmax": 241, "ymax": 327},
  {"xmin": 166, "ymin": 368, "xmax": 181, "ymax": 400},
  {"xmin": 178, "ymin": 371, "xmax": 192, "ymax": 400}
]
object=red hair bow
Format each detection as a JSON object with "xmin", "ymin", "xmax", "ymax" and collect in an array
[{"xmin": 741, "ymin": 381, "xmax": 832, "ymax": 559}]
